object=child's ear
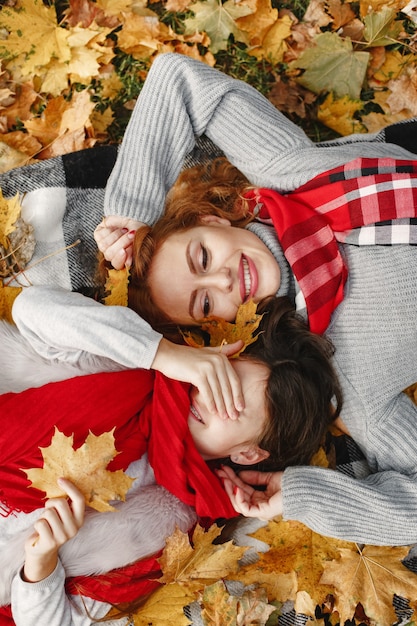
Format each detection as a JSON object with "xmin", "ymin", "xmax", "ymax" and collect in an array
[{"xmin": 231, "ymin": 446, "xmax": 269, "ymax": 466}]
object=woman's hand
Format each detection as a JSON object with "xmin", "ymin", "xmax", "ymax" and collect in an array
[
  {"xmin": 94, "ymin": 216, "xmax": 145, "ymax": 269},
  {"xmin": 152, "ymin": 338, "xmax": 245, "ymax": 420},
  {"xmin": 23, "ymin": 479, "xmax": 85, "ymax": 583},
  {"xmin": 218, "ymin": 465, "xmax": 284, "ymax": 519}
]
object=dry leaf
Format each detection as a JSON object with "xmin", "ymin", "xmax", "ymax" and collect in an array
[
  {"xmin": 132, "ymin": 583, "xmax": 194, "ymax": 625},
  {"xmin": 183, "ymin": 299, "xmax": 263, "ymax": 357},
  {"xmin": 317, "ymin": 93, "xmax": 366, "ymax": 136},
  {"xmin": 24, "ymin": 427, "xmax": 134, "ymax": 512},
  {"xmin": 103, "ymin": 265, "xmax": 130, "ymax": 306},
  {"xmin": 0, "ymin": 188, "xmax": 22, "ymax": 247},
  {"xmin": 0, "ymin": 280, "xmax": 22, "ymax": 322},
  {"xmin": 244, "ymin": 519, "xmax": 355, "ymax": 615},
  {"xmin": 320, "ymin": 545, "xmax": 417, "ymax": 625},
  {"xmin": 159, "ymin": 525, "xmax": 248, "ymax": 586},
  {"xmin": 201, "ymin": 580, "xmax": 276, "ymax": 626},
  {"xmin": 184, "ymin": 0, "xmax": 252, "ymax": 53}
]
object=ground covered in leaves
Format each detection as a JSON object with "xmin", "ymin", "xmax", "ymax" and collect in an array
[{"xmin": 1, "ymin": 0, "xmax": 417, "ymax": 623}]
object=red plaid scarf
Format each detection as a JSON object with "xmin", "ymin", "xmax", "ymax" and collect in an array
[{"xmin": 245, "ymin": 157, "xmax": 417, "ymax": 333}]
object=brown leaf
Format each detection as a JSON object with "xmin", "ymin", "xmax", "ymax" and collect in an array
[
  {"xmin": 0, "ymin": 188, "xmax": 22, "ymax": 247},
  {"xmin": 103, "ymin": 266, "xmax": 130, "ymax": 306},
  {"xmin": 183, "ymin": 299, "xmax": 264, "ymax": 357},
  {"xmin": 201, "ymin": 580, "xmax": 276, "ymax": 626},
  {"xmin": 24, "ymin": 428, "xmax": 134, "ymax": 512},
  {"xmin": 320, "ymin": 545, "xmax": 417, "ymax": 625},
  {"xmin": 387, "ymin": 65, "xmax": 417, "ymax": 116}
]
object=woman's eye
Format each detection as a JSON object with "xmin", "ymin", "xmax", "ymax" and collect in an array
[
  {"xmin": 200, "ymin": 245, "xmax": 208, "ymax": 271},
  {"xmin": 203, "ymin": 295, "xmax": 210, "ymax": 317}
]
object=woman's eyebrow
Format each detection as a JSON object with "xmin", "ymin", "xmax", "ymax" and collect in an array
[{"xmin": 186, "ymin": 241, "xmax": 198, "ymax": 320}]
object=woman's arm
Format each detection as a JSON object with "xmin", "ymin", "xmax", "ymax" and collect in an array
[
  {"xmin": 105, "ymin": 53, "xmax": 416, "ymax": 225},
  {"xmin": 12, "ymin": 286, "xmax": 244, "ymax": 418}
]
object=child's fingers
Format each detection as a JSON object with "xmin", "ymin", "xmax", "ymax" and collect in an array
[{"xmin": 57, "ymin": 478, "xmax": 85, "ymax": 527}]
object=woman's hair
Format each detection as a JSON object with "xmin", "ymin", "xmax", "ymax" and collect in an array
[
  {"xmin": 244, "ymin": 296, "xmax": 342, "ymax": 470},
  {"xmin": 128, "ymin": 158, "xmax": 253, "ymax": 341}
]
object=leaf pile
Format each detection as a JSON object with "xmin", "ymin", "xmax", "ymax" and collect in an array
[
  {"xmin": 24, "ymin": 427, "xmax": 134, "ymax": 512},
  {"xmin": 0, "ymin": 0, "xmax": 416, "ymax": 172},
  {"xmin": 126, "ymin": 519, "xmax": 417, "ymax": 625}
]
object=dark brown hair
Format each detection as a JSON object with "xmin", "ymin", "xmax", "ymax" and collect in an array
[{"xmin": 244, "ymin": 296, "xmax": 342, "ymax": 469}]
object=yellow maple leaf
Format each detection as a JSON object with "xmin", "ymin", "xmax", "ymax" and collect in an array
[
  {"xmin": 24, "ymin": 428, "xmax": 134, "ymax": 512},
  {"xmin": 320, "ymin": 544, "xmax": 417, "ymax": 625},
  {"xmin": 159, "ymin": 525, "xmax": 248, "ymax": 585},
  {"xmin": 318, "ymin": 93, "xmax": 366, "ymax": 137},
  {"xmin": 131, "ymin": 583, "xmax": 194, "ymax": 626},
  {"xmin": 103, "ymin": 266, "xmax": 130, "ymax": 306},
  {"xmin": 0, "ymin": 188, "xmax": 22, "ymax": 248},
  {"xmin": 245, "ymin": 519, "xmax": 355, "ymax": 616},
  {"xmin": 0, "ymin": 0, "xmax": 71, "ymax": 77},
  {"xmin": 0, "ymin": 281, "xmax": 22, "ymax": 323},
  {"xmin": 183, "ymin": 299, "xmax": 263, "ymax": 357},
  {"xmin": 250, "ymin": 15, "xmax": 293, "ymax": 64}
]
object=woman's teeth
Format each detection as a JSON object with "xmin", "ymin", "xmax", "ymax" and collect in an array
[
  {"xmin": 243, "ymin": 257, "xmax": 251, "ymax": 299},
  {"xmin": 190, "ymin": 404, "xmax": 204, "ymax": 423}
]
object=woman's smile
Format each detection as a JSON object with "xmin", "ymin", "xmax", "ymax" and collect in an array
[
  {"xmin": 148, "ymin": 217, "xmax": 281, "ymax": 325},
  {"xmin": 239, "ymin": 255, "xmax": 258, "ymax": 302}
]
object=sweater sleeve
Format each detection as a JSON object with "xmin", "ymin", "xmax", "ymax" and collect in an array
[
  {"xmin": 104, "ymin": 53, "xmax": 417, "ymax": 223},
  {"xmin": 11, "ymin": 561, "xmax": 121, "ymax": 626},
  {"xmin": 282, "ymin": 392, "xmax": 417, "ymax": 546},
  {"xmin": 12, "ymin": 286, "xmax": 161, "ymax": 370}
]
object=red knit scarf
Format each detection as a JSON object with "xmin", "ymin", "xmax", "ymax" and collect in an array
[
  {"xmin": 245, "ymin": 157, "xmax": 417, "ymax": 333},
  {"xmin": 1, "ymin": 370, "xmax": 236, "ymax": 611}
]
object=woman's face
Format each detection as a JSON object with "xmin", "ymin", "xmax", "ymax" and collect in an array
[
  {"xmin": 148, "ymin": 217, "xmax": 281, "ymax": 324},
  {"xmin": 188, "ymin": 359, "xmax": 270, "ymax": 461}
]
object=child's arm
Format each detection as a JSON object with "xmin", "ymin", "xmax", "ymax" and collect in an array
[{"xmin": 22, "ymin": 478, "xmax": 85, "ymax": 583}]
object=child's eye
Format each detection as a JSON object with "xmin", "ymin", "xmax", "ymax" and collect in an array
[{"xmin": 200, "ymin": 244, "xmax": 208, "ymax": 271}]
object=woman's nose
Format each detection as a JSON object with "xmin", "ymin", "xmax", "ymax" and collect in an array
[{"xmin": 199, "ymin": 268, "xmax": 233, "ymax": 291}]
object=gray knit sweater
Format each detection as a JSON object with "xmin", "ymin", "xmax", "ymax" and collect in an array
[{"xmin": 12, "ymin": 54, "xmax": 417, "ymax": 554}]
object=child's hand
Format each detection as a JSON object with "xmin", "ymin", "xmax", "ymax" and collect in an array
[
  {"xmin": 217, "ymin": 465, "xmax": 284, "ymax": 520},
  {"xmin": 23, "ymin": 478, "xmax": 85, "ymax": 583},
  {"xmin": 94, "ymin": 215, "xmax": 145, "ymax": 269},
  {"xmin": 152, "ymin": 338, "xmax": 245, "ymax": 420}
]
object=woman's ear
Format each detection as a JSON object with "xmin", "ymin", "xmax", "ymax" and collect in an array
[
  {"xmin": 231, "ymin": 446, "xmax": 270, "ymax": 466},
  {"xmin": 200, "ymin": 214, "xmax": 231, "ymax": 227}
]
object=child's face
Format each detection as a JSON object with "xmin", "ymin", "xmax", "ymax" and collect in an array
[
  {"xmin": 148, "ymin": 218, "xmax": 281, "ymax": 325},
  {"xmin": 188, "ymin": 359, "xmax": 269, "ymax": 461}
]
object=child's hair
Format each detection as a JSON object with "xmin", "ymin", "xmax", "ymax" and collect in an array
[
  {"xmin": 245, "ymin": 296, "xmax": 342, "ymax": 469},
  {"xmin": 127, "ymin": 158, "xmax": 253, "ymax": 341}
]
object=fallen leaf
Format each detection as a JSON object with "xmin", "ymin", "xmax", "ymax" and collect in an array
[
  {"xmin": 0, "ymin": 0, "xmax": 71, "ymax": 77},
  {"xmin": 318, "ymin": 93, "xmax": 366, "ymax": 136},
  {"xmin": 0, "ymin": 281, "xmax": 22, "ymax": 322},
  {"xmin": 182, "ymin": 299, "xmax": 263, "ymax": 357},
  {"xmin": 103, "ymin": 266, "xmax": 130, "ymax": 306},
  {"xmin": 246, "ymin": 519, "xmax": 355, "ymax": 615},
  {"xmin": 320, "ymin": 545, "xmax": 417, "ymax": 625},
  {"xmin": 387, "ymin": 65, "xmax": 417, "ymax": 115},
  {"xmin": 184, "ymin": 0, "xmax": 253, "ymax": 53},
  {"xmin": 159, "ymin": 525, "xmax": 248, "ymax": 585},
  {"xmin": 362, "ymin": 7, "xmax": 403, "ymax": 46},
  {"xmin": 291, "ymin": 31, "xmax": 370, "ymax": 99},
  {"xmin": 201, "ymin": 580, "xmax": 276, "ymax": 625},
  {"xmin": 251, "ymin": 15, "xmax": 293, "ymax": 63},
  {"xmin": 0, "ymin": 188, "xmax": 22, "ymax": 247},
  {"xmin": 24, "ymin": 428, "xmax": 134, "ymax": 512},
  {"xmin": 132, "ymin": 583, "xmax": 194, "ymax": 625}
]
